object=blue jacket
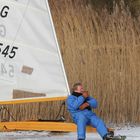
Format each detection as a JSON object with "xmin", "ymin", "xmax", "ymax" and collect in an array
[
  {"xmin": 67, "ymin": 94, "xmax": 98, "ymax": 114},
  {"xmin": 66, "ymin": 93, "xmax": 108, "ymax": 139}
]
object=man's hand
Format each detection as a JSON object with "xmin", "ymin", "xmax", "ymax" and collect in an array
[
  {"xmin": 82, "ymin": 91, "xmax": 89, "ymax": 98},
  {"xmin": 79, "ymin": 102, "xmax": 89, "ymax": 110}
]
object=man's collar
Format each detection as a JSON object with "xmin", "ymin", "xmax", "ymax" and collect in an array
[{"xmin": 72, "ymin": 91, "xmax": 82, "ymax": 97}]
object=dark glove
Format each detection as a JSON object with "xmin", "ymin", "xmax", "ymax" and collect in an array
[{"xmin": 79, "ymin": 102, "xmax": 89, "ymax": 110}]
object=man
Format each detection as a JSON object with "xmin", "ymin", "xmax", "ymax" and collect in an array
[{"xmin": 66, "ymin": 83, "xmax": 114, "ymax": 140}]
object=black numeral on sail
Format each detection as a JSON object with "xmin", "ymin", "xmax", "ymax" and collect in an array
[
  {"xmin": 9, "ymin": 46, "xmax": 18, "ymax": 58},
  {"xmin": 0, "ymin": 43, "xmax": 2, "ymax": 52},
  {"xmin": 0, "ymin": 44, "xmax": 18, "ymax": 59},
  {"xmin": 2, "ymin": 45, "xmax": 10, "ymax": 57}
]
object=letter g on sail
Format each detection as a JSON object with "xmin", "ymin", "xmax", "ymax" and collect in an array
[
  {"xmin": 0, "ymin": 24, "xmax": 6, "ymax": 37},
  {"xmin": 0, "ymin": 6, "xmax": 10, "ymax": 18}
]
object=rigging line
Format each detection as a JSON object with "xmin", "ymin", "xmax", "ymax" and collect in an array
[
  {"xmin": 0, "ymin": 106, "xmax": 16, "ymax": 121},
  {"xmin": 44, "ymin": 0, "xmax": 70, "ymax": 96},
  {"xmin": 55, "ymin": 101, "xmax": 65, "ymax": 120},
  {"xmin": 62, "ymin": 101, "xmax": 66, "ymax": 117}
]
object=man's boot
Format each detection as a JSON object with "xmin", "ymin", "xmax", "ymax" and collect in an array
[{"xmin": 103, "ymin": 131, "xmax": 114, "ymax": 140}]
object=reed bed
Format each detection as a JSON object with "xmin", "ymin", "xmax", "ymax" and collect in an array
[
  {"xmin": 0, "ymin": 0, "xmax": 140, "ymax": 125},
  {"xmin": 49, "ymin": 0, "xmax": 140, "ymax": 124}
]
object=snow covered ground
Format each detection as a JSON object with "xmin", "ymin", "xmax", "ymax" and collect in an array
[{"xmin": 0, "ymin": 126, "xmax": 139, "ymax": 140}]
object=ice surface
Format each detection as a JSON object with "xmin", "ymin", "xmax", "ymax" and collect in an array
[{"xmin": 0, "ymin": 126, "xmax": 139, "ymax": 140}]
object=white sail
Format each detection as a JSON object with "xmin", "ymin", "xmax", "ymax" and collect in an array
[{"xmin": 0, "ymin": 0, "xmax": 69, "ymax": 101}]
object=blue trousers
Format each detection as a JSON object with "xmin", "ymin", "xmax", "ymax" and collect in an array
[{"xmin": 72, "ymin": 111, "xmax": 108, "ymax": 140}]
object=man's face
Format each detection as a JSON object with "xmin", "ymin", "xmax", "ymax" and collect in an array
[{"xmin": 75, "ymin": 85, "xmax": 84, "ymax": 93}]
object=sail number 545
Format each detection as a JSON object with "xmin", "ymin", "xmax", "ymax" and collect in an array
[{"xmin": 0, "ymin": 43, "xmax": 18, "ymax": 59}]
